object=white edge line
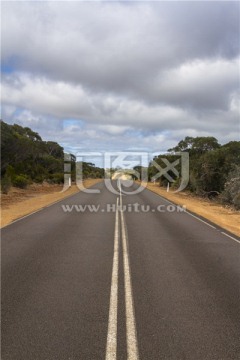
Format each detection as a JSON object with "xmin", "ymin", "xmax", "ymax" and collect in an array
[
  {"xmin": 1, "ymin": 208, "xmax": 45, "ymax": 228},
  {"xmin": 146, "ymin": 188, "xmax": 240, "ymax": 244},
  {"xmin": 0, "ymin": 185, "xmax": 93, "ymax": 229},
  {"xmin": 105, "ymin": 197, "xmax": 119, "ymax": 360},
  {"xmin": 150, "ymin": 191, "xmax": 216, "ymax": 229},
  {"xmin": 185, "ymin": 211, "xmax": 216, "ymax": 229},
  {"xmin": 221, "ymin": 232, "xmax": 240, "ymax": 244}
]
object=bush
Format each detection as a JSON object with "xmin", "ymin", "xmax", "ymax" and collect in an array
[
  {"xmin": 233, "ymin": 192, "xmax": 240, "ymax": 209},
  {"xmin": 1, "ymin": 175, "xmax": 12, "ymax": 194},
  {"xmin": 13, "ymin": 175, "xmax": 29, "ymax": 189},
  {"xmin": 6, "ymin": 165, "xmax": 16, "ymax": 181},
  {"xmin": 47, "ymin": 173, "xmax": 64, "ymax": 184},
  {"xmin": 34, "ymin": 175, "xmax": 45, "ymax": 183},
  {"xmin": 221, "ymin": 166, "xmax": 240, "ymax": 209}
]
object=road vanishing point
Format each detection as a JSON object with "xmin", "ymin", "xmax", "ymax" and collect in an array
[{"xmin": 2, "ymin": 181, "xmax": 240, "ymax": 359}]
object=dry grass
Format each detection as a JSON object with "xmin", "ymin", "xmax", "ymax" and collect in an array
[
  {"xmin": 146, "ymin": 182, "xmax": 240, "ymax": 237},
  {"xmin": 1, "ymin": 179, "xmax": 102, "ymax": 228}
]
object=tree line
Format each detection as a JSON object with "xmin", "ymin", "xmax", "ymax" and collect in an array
[
  {"xmin": 0, "ymin": 120, "xmax": 104, "ymax": 193},
  {"xmin": 147, "ymin": 136, "xmax": 240, "ymax": 209},
  {"xmin": 1, "ymin": 121, "xmax": 239, "ymax": 208}
]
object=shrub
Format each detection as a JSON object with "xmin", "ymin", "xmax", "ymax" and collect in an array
[
  {"xmin": 1, "ymin": 175, "xmax": 12, "ymax": 194},
  {"xmin": 13, "ymin": 175, "xmax": 29, "ymax": 189},
  {"xmin": 221, "ymin": 166, "xmax": 240, "ymax": 209},
  {"xmin": 34, "ymin": 175, "xmax": 45, "ymax": 183},
  {"xmin": 47, "ymin": 173, "xmax": 64, "ymax": 184},
  {"xmin": 6, "ymin": 165, "xmax": 16, "ymax": 181}
]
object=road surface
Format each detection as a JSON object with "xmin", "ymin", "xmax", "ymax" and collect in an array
[{"xmin": 2, "ymin": 181, "xmax": 240, "ymax": 359}]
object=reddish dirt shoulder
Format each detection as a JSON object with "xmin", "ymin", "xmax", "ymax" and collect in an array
[
  {"xmin": 146, "ymin": 182, "xmax": 240, "ymax": 237},
  {"xmin": 1, "ymin": 179, "xmax": 102, "ymax": 228}
]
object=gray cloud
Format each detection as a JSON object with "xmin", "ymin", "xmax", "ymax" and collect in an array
[{"xmin": 1, "ymin": 1, "xmax": 239, "ymax": 155}]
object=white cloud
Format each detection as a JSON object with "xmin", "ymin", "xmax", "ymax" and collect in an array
[
  {"xmin": 148, "ymin": 58, "xmax": 239, "ymax": 109},
  {"xmin": 98, "ymin": 125, "xmax": 131, "ymax": 135}
]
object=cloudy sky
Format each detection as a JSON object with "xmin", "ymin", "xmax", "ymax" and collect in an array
[{"xmin": 1, "ymin": 0, "xmax": 240, "ymax": 163}]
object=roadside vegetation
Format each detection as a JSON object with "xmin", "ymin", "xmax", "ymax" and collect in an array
[
  {"xmin": 0, "ymin": 120, "xmax": 104, "ymax": 194},
  {"xmin": 1, "ymin": 121, "xmax": 239, "ymax": 210},
  {"xmin": 147, "ymin": 136, "xmax": 240, "ymax": 209}
]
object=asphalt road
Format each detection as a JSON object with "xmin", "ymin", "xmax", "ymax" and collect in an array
[{"xmin": 1, "ymin": 181, "xmax": 240, "ymax": 360}]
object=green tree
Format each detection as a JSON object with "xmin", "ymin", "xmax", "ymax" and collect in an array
[{"xmin": 1, "ymin": 120, "xmax": 64, "ymax": 185}]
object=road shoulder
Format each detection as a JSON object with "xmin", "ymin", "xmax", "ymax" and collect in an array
[
  {"xmin": 146, "ymin": 182, "xmax": 240, "ymax": 237},
  {"xmin": 1, "ymin": 179, "xmax": 102, "ymax": 228}
]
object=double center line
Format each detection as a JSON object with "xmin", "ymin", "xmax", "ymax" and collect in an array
[{"xmin": 105, "ymin": 189, "xmax": 139, "ymax": 360}]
